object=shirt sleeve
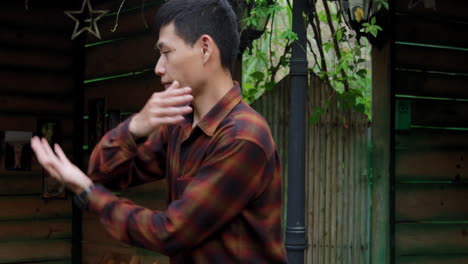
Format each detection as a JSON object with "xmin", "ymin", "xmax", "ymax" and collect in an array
[
  {"xmin": 87, "ymin": 116, "xmax": 170, "ymax": 189},
  {"xmin": 85, "ymin": 139, "xmax": 271, "ymax": 256}
]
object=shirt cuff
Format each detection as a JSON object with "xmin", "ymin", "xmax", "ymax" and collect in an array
[
  {"xmin": 86, "ymin": 184, "xmax": 120, "ymax": 214},
  {"xmin": 106, "ymin": 115, "xmax": 142, "ymax": 152}
]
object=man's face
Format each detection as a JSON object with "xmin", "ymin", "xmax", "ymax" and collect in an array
[{"xmin": 155, "ymin": 22, "xmax": 203, "ymax": 91}]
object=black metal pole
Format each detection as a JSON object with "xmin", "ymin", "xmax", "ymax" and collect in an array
[{"xmin": 285, "ymin": 0, "xmax": 308, "ymax": 262}]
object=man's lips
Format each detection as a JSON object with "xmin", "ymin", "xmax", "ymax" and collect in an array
[{"xmin": 162, "ymin": 82, "xmax": 172, "ymax": 89}]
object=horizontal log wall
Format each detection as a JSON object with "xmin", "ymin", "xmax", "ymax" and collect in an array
[
  {"xmin": 393, "ymin": 1, "xmax": 468, "ymax": 263},
  {"xmin": 0, "ymin": 1, "xmax": 78, "ymax": 264}
]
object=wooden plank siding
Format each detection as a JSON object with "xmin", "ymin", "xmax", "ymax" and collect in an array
[
  {"xmin": 394, "ymin": 44, "xmax": 468, "ymax": 74},
  {"xmin": 391, "ymin": 0, "xmax": 468, "ymax": 263},
  {"xmin": 394, "ymin": 13, "xmax": 468, "ymax": 49},
  {"xmin": 0, "ymin": 71, "xmax": 75, "ymax": 96},
  {"xmin": 85, "ymin": 33, "xmax": 157, "ymax": 79},
  {"xmin": 0, "ymin": 239, "xmax": 71, "ymax": 264},
  {"xmin": 85, "ymin": 71, "xmax": 159, "ymax": 112},
  {"xmin": 394, "ymin": 70, "xmax": 468, "ymax": 100},
  {"xmin": 395, "ymin": 0, "xmax": 468, "ymax": 22},
  {"xmin": 396, "ymin": 223, "xmax": 468, "ymax": 256},
  {"xmin": 0, "ymin": 1, "xmax": 79, "ymax": 264},
  {"xmin": 251, "ymin": 74, "xmax": 370, "ymax": 263},
  {"xmin": 397, "ymin": 255, "xmax": 468, "ymax": 264},
  {"xmin": 395, "ymin": 183, "xmax": 468, "ymax": 222},
  {"xmin": 85, "ymin": 4, "xmax": 160, "ymax": 43}
]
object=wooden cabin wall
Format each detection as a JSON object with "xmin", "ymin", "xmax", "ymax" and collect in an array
[
  {"xmin": 80, "ymin": 0, "xmax": 169, "ymax": 263},
  {"xmin": 0, "ymin": 2, "xmax": 79, "ymax": 264},
  {"xmin": 392, "ymin": 1, "xmax": 468, "ymax": 263}
]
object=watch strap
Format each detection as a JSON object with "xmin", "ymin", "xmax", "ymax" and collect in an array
[{"xmin": 73, "ymin": 185, "xmax": 95, "ymax": 210}]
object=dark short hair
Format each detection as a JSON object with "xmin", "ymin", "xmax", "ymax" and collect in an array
[{"xmin": 154, "ymin": 0, "xmax": 240, "ymax": 71}]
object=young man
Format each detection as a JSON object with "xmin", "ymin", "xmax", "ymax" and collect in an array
[{"xmin": 31, "ymin": 0, "xmax": 287, "ymax": 263}]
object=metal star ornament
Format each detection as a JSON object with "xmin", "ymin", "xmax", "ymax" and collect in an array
[{"xmin": 65, "ymin": 0, "xmax": 108, "ymax": 40}]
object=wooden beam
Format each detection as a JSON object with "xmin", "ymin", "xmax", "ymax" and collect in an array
[
  {"xmin": 395, "ymin": 0, "xmax": 468, "ymax": 22},
  {"xmin": 0, "ymin": 219, "xmax": 71, "ymax": 242},
  {"xmin": 0, "ymin": 239, "xmax": 71, "ymax": 264},
  {"xmin": 395, "ymin": 70, "xmax": 468, "ymax": 99},
  {"xmin": 395, "ymin": 44, "xmax": 468, "ymax": 74},
  {"xmin": 0, "ymin": 110, "xmax": 73, "ymax": 118},
  {"xmin": 0, "ymin": 196, "xmax": 72, "ymax": 221},
  {"xmin": 0, "ymin": 48, "xmax": 74, "ymax": 73},
  {"xmin": 371, "ymin": 36, "xmax": 392, "ymax": 264},
  {"xmin": 0, "ymin": 71, "xmax": 74, "ymax": 94},
  {"xmin": 395, "ymin": 223, "xmax": 468, "ymax": 256},
  {"xmin": 396, "ymin": 128, "xmax": 468, "ymax": 151},
  {"xmin": 85, "ymin": 71, "xmax": 163, "ymax": 112},
  {"xmin": 0, "ymin": 95, "xmax": 73, "ymax": 114},
  {"xmin": 396, "ymin": 150, "xmax": 468, "ymax": 182},
  {"xmin": 395, "ymin": 13, "xmax": 468, "ymax": 49},
  {"xmin": 0, "ymin": 27, "xmax": 73, "ymax": 52},
  {"xmin": 0, "ymin": 7, "xmax": 74, "ymax": 31},
  {"xmin": 86, "ymin": 5, "xmax": 159, "ymax": 43},
  {"xmin": 406, "ymin": 99, "xmax": 468, "ymax": 128},
  {"xmin": 85, "ymin": 33, "xmax": 157, "ymax": 80},
  {"xmin": 395, "ymin": 183, "xmax": 468, "ymax": 221},
  {"xmin": 397, "ymin": 255, "xmax": 468, "ymax": 264}
]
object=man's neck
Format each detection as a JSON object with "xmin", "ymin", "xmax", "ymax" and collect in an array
[{"xmin": 192, "ymin": 72, "xmax": 234, "ymax": 127}]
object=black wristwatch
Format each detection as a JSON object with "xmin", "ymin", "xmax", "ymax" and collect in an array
[{"xmin": 73, "ymin": 185, "xmax": 95, "ymax": 210}]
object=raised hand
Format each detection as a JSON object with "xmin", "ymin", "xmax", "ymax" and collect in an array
[
  {"xmin": 129, "ymin": 81, "xmax": 193, "ymax": 138},
  {"xmin": 31, "ymin": 136, "xmax": 93, "ymax": 194}
]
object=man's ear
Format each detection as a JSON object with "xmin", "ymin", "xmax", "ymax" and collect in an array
[{"xmin": 200, "ymin": 35, "xmax": 214, "ymax": 64}]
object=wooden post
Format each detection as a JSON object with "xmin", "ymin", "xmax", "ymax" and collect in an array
[{"xmin": 370, "ymin": 40, "xmax": 392, "ymax": 264}]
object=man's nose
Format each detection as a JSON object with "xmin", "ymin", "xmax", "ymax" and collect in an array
[{"xmin": 155, "ymin": 58, "xmax": 165, "ymax": 76}]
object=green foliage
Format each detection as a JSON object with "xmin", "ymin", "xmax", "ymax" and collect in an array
[
  {"xmin": 375, "ymin": 0, "xmax": 389, "ymax": 10},
  {"xmin": 242, "ymin": 0, "xmax": 282, "ymax": 29},
  {"xmin": 241, "ymin": 0, "xmax": 294, "ymax": 103},
  {"xmin": 241, "ymin": 0, "xmax": 386, "ymax": 122},
  {"xmin": 361, "ymin": 17, "xmax": 383, "ymax": 38}
]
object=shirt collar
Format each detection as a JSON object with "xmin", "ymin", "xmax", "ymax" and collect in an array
[{"xmin": 181, "ymin": 81, "xmax": 242, "ymax": 138}]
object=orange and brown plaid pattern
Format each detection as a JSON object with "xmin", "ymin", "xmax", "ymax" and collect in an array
[{"xmin": 86, "ymin": 83, "xmax": 288, "ymax": 264}]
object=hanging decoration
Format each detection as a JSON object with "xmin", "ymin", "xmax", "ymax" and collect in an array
[{"xmin": 64, "ymin": 0, "xmax": 108, "ymax": 40}]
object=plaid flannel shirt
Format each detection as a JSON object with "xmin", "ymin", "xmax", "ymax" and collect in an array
[{"xmin": 86, "ymin": 83, "xmax": 288, "ymax": 263}]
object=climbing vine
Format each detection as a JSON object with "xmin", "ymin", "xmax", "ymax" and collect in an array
[{"xmin": 241, "ymin": 0, "xmax": 389, "ymax": 121}]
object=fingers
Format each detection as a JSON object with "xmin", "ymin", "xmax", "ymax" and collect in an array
[
  {"xmin": 160, "ymin": 86, "xmax": 192, "ymax": 99},
  {"xmin": 31, "ymin": 137, "xmax": 46, "ymax": 160},
  {"xmin": 132, "ymin": 81, "xmax": 193, "ymax": 137},
  {"xmin": 158, "ymin": 94, "xmax": 193, "ymax": 108},
  {"xmin": 40, "ymin": 138, "xmax": 61, "ymax": 164},
  {"xmin": 165, "ymin": 81, "xmax": 179, "ymax": 91},
  {"xmin": 156, "ymin": 116, "xmax": 186, "ymax": 125},
  {"xmin": 153, "ymin": 105, "xmax": 192, "ymax": 117},
  {"xmin": 31, "ymin": 137, "xmax": 55, "ymax": 166},
  {"xmin": 30, "ymin": 137, "xmax": 63, "ymax": 180},
  {"xmin": 147, "ymin": 81, "xmax": 193, "ymax": 119},
  {"xmin": 54, "ymin": 144, "xmax": 71, "ymax": 165}
]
